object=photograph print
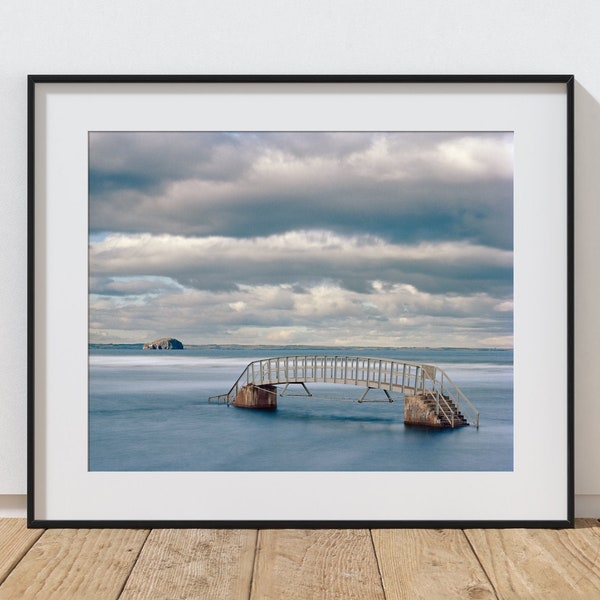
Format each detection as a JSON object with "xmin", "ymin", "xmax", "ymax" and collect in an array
[{"xmin": 88, "ymin": 131, "xmax": 514, "ymax": 473}]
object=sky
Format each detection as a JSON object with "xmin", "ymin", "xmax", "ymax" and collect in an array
[{"xmin": 88, "ymin": 131, "xmax": 513, "ymax": 348}]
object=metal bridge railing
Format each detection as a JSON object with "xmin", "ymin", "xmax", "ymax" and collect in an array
[{"xmin": 208, "ymin": 355, "xmax": 479, "ymax": 428}]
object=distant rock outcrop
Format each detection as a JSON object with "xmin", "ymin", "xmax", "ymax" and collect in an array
[{"xmin": 142, "ymin": 337, "xmax": 184, "ymax": 350}]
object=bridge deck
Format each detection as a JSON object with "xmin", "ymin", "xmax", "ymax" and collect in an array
[{"xmin": 208, "ymin": 355, "xmax": 479, "ymax": 427}]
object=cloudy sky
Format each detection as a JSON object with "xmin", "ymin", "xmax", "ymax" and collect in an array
[{"xmin": 88, "ymin": 131, "xmax": 513, "ymax": 347}]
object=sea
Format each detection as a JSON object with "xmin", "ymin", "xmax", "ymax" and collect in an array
[{"xmin": 88, "ymin": 346, "xmax": 513, "ymax": 472}]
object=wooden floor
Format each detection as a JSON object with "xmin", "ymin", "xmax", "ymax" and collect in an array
[{"xmin": 0, "ymin": 519, "xmax": 599, "ymax": 599}]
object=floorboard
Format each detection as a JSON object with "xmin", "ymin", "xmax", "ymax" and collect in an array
[
  {"xmin": 0, "ymin": 519, "xmax": 43, "ymax": 586},
  {"xmin": 120, "ymin": 529, "xmax": 257, "ymax": 600},
  {"xmin": 372, "ymin": 528, "xmax": 498, "ymax": 599},
  {"xmin": 465, "ymin": 519, "xmax": 600, "ymax": 600},
  {"xmin": 251, "ymin": 529, "xmax": 385, "ymax": 600},
  {"xmin": 0, "ymin": 528, "xmax": 148, "ymax": 600}
]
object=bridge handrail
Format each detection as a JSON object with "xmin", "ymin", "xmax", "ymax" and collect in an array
[
  {"xmin": 432, "ymin": 392, "xmax": 456, "ymax": 427},
  {"xmin": 209, "ymin": 354, "xmax": 425, "ymax": 400},
  {"xmin": 208, "ymin": 355, "xmax": 479, "ymax": 427},
  {"xmin": 426, "ymin": 369, "xmax": 480, "ymax": 428}
]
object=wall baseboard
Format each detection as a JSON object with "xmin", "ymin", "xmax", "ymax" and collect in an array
[
  {"xmin": 0, "ymin": 495, "xmax": 27, "ymax": 517},
  {"xmin": 2, "ymin": 494, "xmax": 598, "ymax": 520},
  {"xmin": 575, "ymin": 495, "xmax": 600, "ymax": 519}
]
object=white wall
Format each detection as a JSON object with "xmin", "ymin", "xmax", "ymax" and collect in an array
[{"xmin": 1, "ymin": 0, "xmax": 599, "ymax": 518}]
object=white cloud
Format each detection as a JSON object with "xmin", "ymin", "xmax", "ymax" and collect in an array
[
  {"xmin": 494, "ymin": 300, "xmax": 514, "ymax": 312},
  {"xmin": 434, "ymin": 135, "xmax": 514, "ymax": 180},
  {"xmin": 88, "ymin": 132, "xmax": 514, "ymax": 348},
  {"xmin": 228, "ymin": 301, "xmax": 247, "ymax": 312},
  {"xmin": 89, "ymin": 131, "xmax": 513, "ymax": 251},
  {"xmin": 347, "ymin": 133, "xmax": 513, "ymax": 182},
  {"xmin": 89, "ymin": 279, "xmax": 512, "ymax": 348},
  {"xmin": 90, "ymin": 230, "xmax": 512, "ymax": 296}
]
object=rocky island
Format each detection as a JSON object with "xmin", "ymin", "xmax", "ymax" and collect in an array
[{"xmin": 142, "ymin": 337, "xmax": 184, "ymax": 350}]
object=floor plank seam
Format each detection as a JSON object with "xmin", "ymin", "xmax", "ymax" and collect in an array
[
  {"xmin": 115, "ymin": 528, "xmax": 152, "ymax": 599},
  {"xmin": 461, "ymin": 530, "xmax": 501, "ymax": 600},
  {"xmin": 368, "ymin": 529, "xmax": 387, "ymax": 600},
  {"xmin": 247, "ymin": 529, "xmax": 260, "ymax": 600}
]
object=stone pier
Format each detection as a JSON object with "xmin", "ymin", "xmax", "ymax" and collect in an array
[
  {"xmin": 404, "ymin": 393, "xmax": 469, "ymax": 428},
  {"xmin": 233, "ymin": 384, "xmax": 278, "ymax": 410}
]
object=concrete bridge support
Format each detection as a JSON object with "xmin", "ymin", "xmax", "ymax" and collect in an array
[
  {"xmin": 234, "ymin": 384, "xmax": 278, "ymax": 410},
  {"xmin": 404, "ymin": 393, "xmax": 469, "ymax": 428}
]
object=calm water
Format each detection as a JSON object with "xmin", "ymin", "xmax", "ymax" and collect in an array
[{"xmin": 88, "ymin": 346, "xmax": 513, "ymax": 472}]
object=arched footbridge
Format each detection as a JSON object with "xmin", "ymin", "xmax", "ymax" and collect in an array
[{"xmin": 208, "ymin": 355, "xmax": 479, "ymax": 428}]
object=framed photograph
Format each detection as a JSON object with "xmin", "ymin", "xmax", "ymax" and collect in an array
[{"xmin": 28, "ymin": 75, "xmax": 574, "ymax": 527}]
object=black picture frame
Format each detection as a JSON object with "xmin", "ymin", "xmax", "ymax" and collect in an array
[{"xmin": 28, "ymin": 74, "xmax": 574, "ymax": 528}]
